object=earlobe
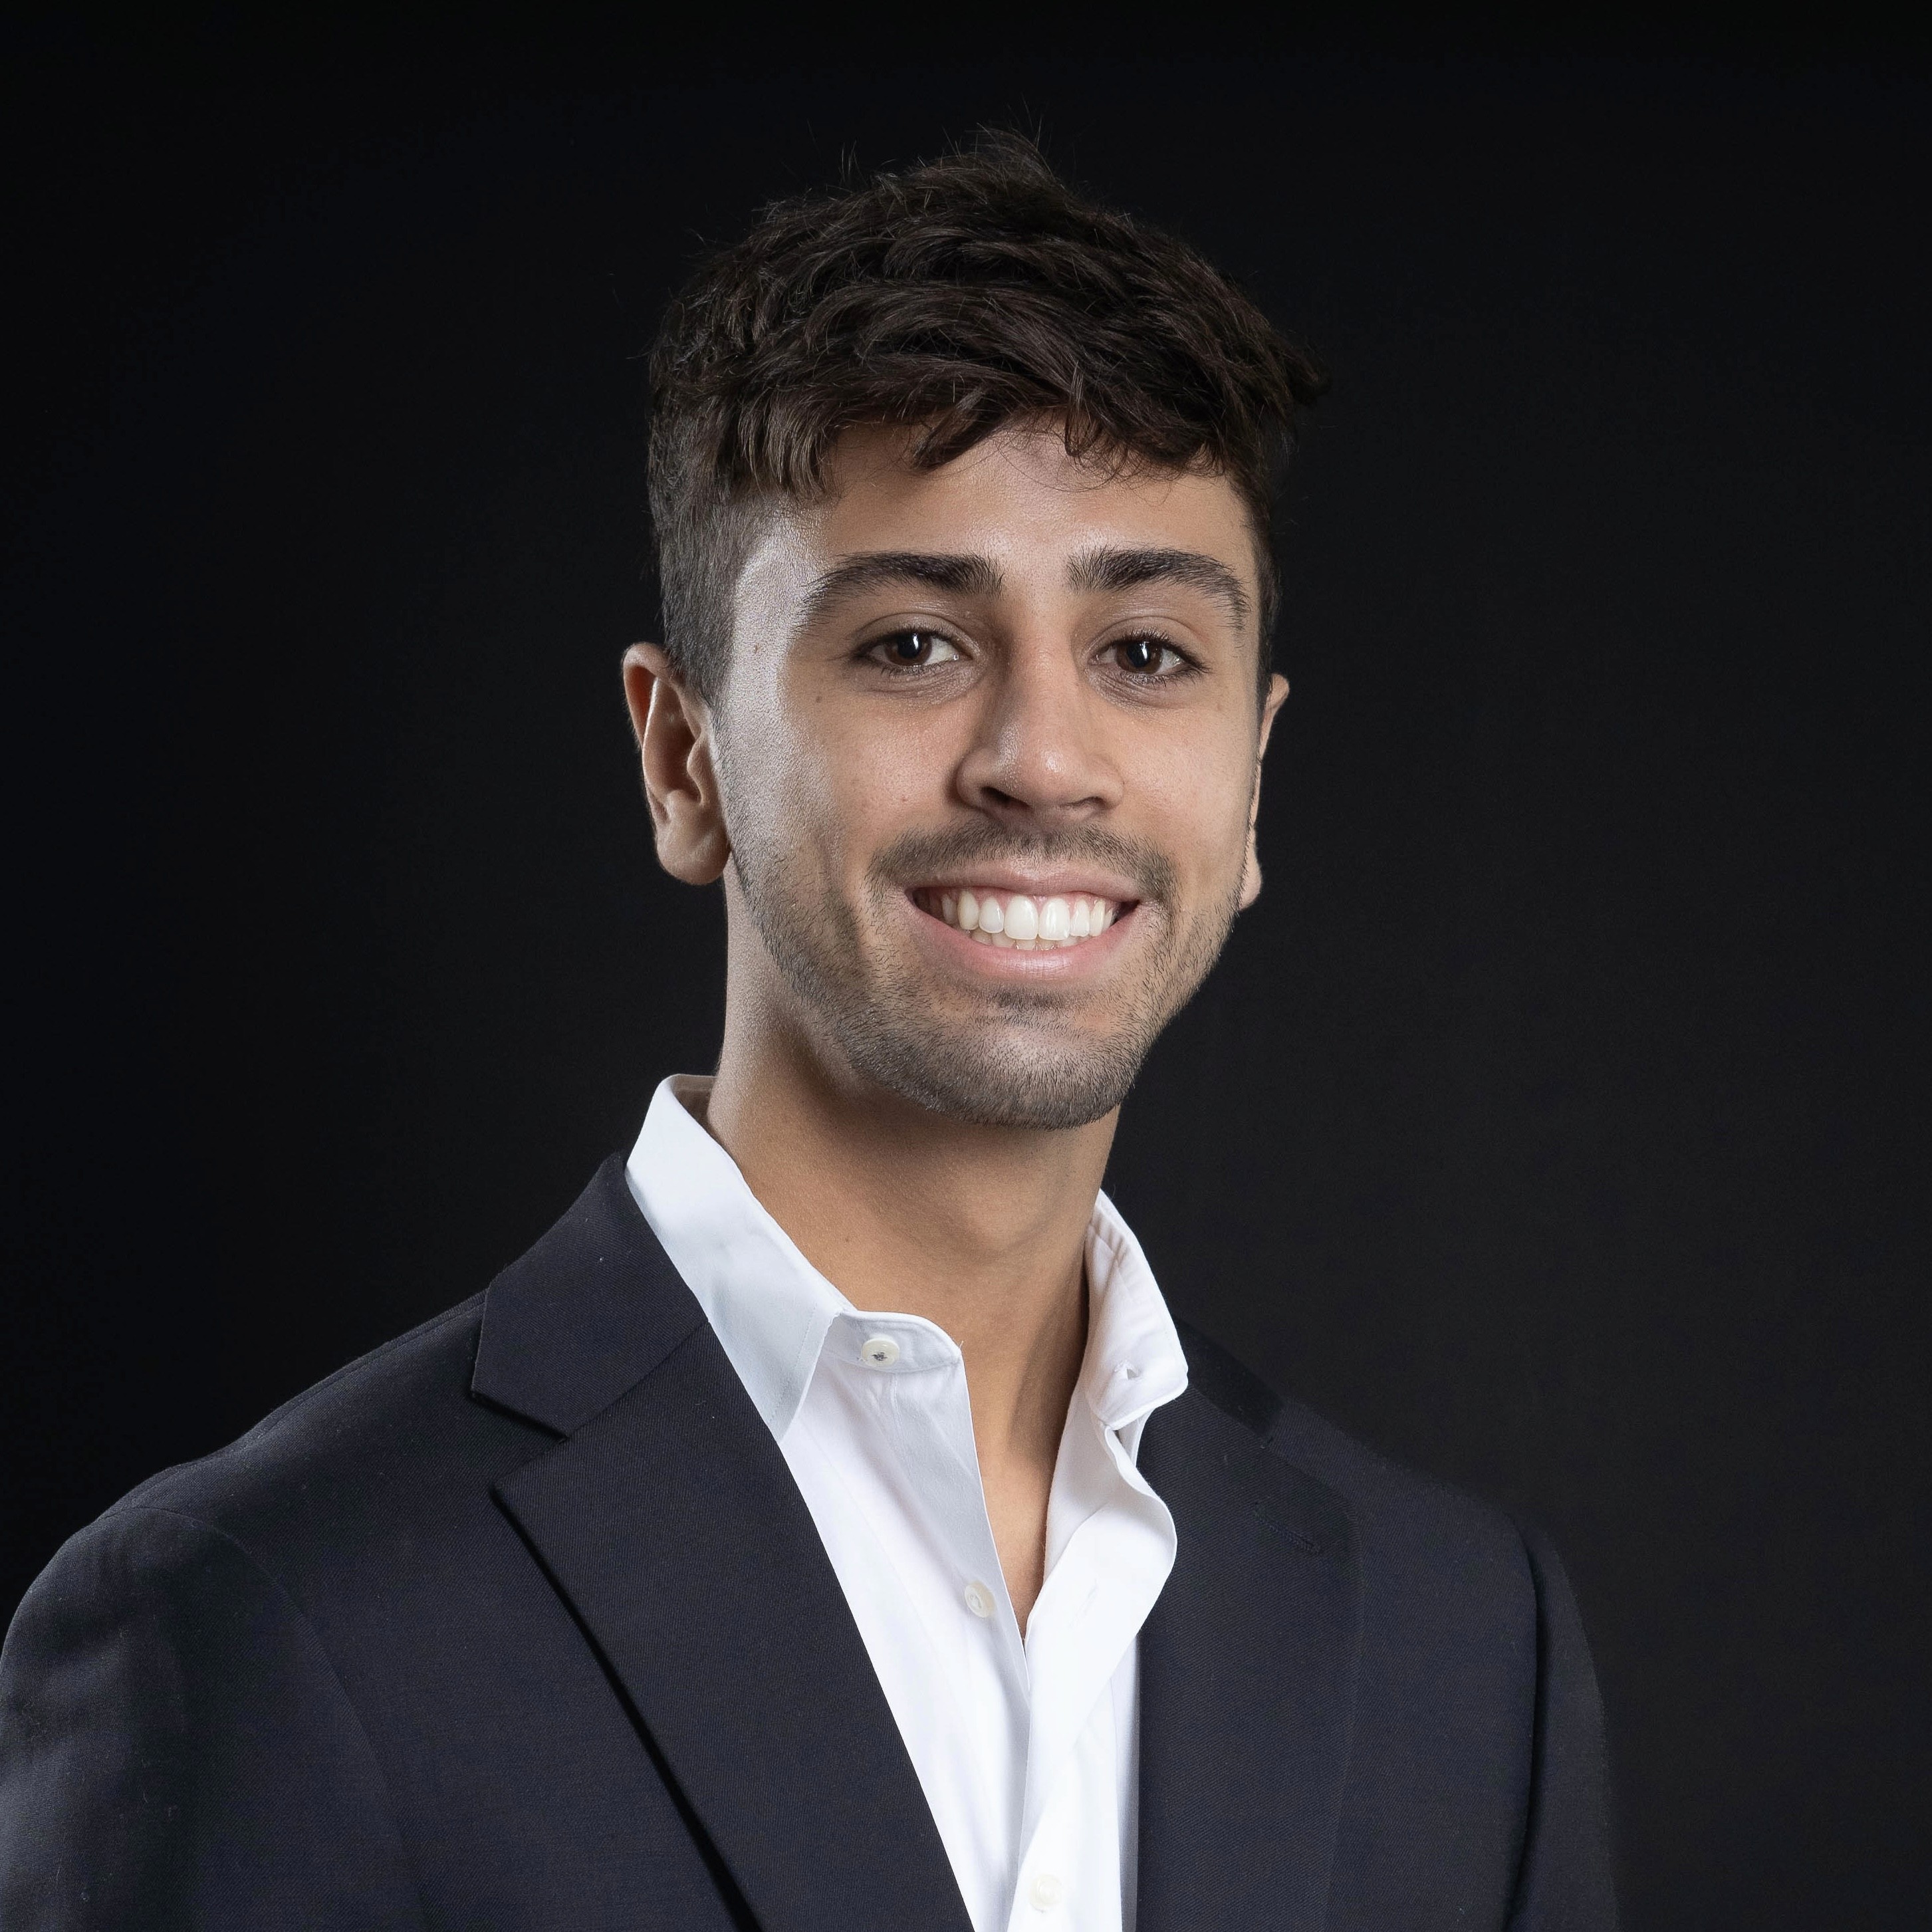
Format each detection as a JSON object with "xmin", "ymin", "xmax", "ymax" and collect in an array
[{"xmin": 622, "ymin": 642, "xmax": 732, "ymax": 886}]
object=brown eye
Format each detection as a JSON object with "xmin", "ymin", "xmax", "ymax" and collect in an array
[
  {"xmin": 1109, "ymin": 636, "xmax": 1183, "ymax": 676},
  {"xmin": 870, "ymin": 630, "xmax": 963, "ymax": 669}
]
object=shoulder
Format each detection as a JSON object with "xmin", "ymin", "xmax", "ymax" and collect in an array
[
  {"xmin": 0, "ymin": 1334, "xmax": 454, "ymax": 1927},
  {"xmin": 32, "ymin": 1291, "xmax": 538, "ymax": 1626},
  {"xmin": 118, "ymin": 1293, "xmax": 496, "ymax": 1517},
  {"xmin": 1174, "ymin": 1319, "xmax": 1552, "ymax": 1616},
  {"xmin": 17, "ymin": 1153, "xmax": 701, "ymax": 1641}
]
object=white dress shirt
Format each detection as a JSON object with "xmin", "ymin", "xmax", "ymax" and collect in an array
[{"xmin": 624, "ymin": 1076, "xmax": 1187, "ymax": 1932}]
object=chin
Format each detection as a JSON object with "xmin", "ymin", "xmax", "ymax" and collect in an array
[{"xmin": 839, "ymin": 1023, "xmax": 1144, "ymax": 1130}]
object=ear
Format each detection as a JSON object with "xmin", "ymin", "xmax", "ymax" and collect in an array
[
  {"xmin": 622, "ymin": 643, "xmax": 731, "ymax": 885},
  {"xmin": 1237, "ymin": 671, "xmax": 1290, "ymax": 910}
]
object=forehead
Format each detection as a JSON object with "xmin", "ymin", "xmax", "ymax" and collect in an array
[{"xmin": 749, "ymin": 423, "xmax": 1259, "ymax": 614}]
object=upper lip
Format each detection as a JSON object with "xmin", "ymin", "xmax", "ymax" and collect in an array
[{"xmin": 906, "ymin": 868, "xmax": 1142, "ymax": 903}]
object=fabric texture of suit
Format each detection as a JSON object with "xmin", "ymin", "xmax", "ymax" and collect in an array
[{"xmin": 0, "ymin": 1157, "xmax": 1617, "ymax": 1929}]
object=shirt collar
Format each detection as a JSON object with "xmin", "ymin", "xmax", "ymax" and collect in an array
[
  {"xmin": 624, "ymin": 1074, "xmax": 1188, "ymax": 1442},
  {"xmin": 1082, "ymin": 1192, "xmax": 1190, "ymax": 1433},
  {"xmin": 625, "ymin": 1074, "xmax": 843, "ymax": 1439}
]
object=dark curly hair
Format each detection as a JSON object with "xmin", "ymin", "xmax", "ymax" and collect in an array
[{"xmin": 648, "ymin": 132, "xmax": 1325, "ymax": 699}]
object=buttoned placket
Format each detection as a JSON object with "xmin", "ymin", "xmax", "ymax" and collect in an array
[
  {"xmin": 1005, "ymin": 1223, "xmax": 1183, "ymax": 1932},
  {"xmin": 818, "ymin": 1304, "xmax": 1175, "ymax": 1932},
  {"xmin": 814, "ymin": 1310, "xmax": 1032, "ymax": 1923}
]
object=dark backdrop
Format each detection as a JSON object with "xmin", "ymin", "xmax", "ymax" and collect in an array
[{"xmin": 7, "ymin": 12, "xmax": 1929, "ymax": 1927}]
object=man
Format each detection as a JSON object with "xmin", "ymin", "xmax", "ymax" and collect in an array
[{"xmin": 1, "ymin": 136, "xmax": 1616, "ymax": 1929}]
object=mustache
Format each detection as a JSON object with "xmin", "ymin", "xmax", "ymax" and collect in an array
[{"xmin": 868, "ymin": 822, "xmax": 1177, "ymax": 906}]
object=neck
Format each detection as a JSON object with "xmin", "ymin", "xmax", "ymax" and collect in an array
[{"xmin": 705, "ymin": 1005, "xmax": 1113, "ymax": 1437}]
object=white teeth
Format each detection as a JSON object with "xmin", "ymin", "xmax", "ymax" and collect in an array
[{"xmin": 930, "ymin": 887, "xmax": 1121, "ymax": 947}]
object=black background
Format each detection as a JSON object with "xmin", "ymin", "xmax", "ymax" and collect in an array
[{"xmin": 7, "ymin": 9, "xmax": 1929, "ymax": 1925}]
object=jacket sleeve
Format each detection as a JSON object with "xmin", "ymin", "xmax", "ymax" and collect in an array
[
  {"xmin": 1507, "ymin": 1520, "xmax": 1619, "ymax": 1931},
  {"xmin": 1, "ymin": 1505, "xmax": 424, "ymax": 1930}
]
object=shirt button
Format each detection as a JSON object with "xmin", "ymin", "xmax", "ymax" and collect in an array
[
  {"xmin": 1028, "ymin": 1872, "xmax": 1064, "ymax": 1910},
  {"xmin": 963, "ymin": 1580, "xmax": 995, "ymax": 1619},
  {"xmin": 859, "ymin": 1335, "xmax": 900, "ymax": 1367}
]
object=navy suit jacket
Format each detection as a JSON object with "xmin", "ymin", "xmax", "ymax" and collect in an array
[{"xmin": 1, "ymin": 1158, "xmax": 1616, "ymax": 1928}]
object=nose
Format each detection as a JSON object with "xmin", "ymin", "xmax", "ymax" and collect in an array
[{"xmin": 954, "ymin": 632, "xmax": 1124, "ymax": 828}]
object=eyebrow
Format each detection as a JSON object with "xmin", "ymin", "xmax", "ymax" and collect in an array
[
  {"xmin": 794, "ymin": 543, "xmax": 1252, "ymax": 633},
  {"xmin": 797, "ymin": 551, "xmax": 1005, "ymax": 629},
  {"xmin": 1067, "ymin": 545, "xmax": 1253, "ymax": 630}
]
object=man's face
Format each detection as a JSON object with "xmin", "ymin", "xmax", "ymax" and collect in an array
[{"xmin": 707, "ymin": 423, "xmax": 1286, "ymax": 1130}]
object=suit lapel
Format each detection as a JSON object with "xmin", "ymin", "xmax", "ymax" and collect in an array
[
  {"xmin": 475, "ymin": 1161, "xmax": 971, "ymax": 1932},
  {"xmin": 1136, "ymin": 1386, "xmax": 1363, "ymax": 1932}
]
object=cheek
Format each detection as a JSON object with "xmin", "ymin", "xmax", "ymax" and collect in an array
[
  {"xmin": 1133, "ymin": 727, "xmax": 1256, "ymax": 882},
  {"xmin": 716, "ymin": 687, "xmax": 824, "ymax": 876},
  {"xmin": 818, "ymin": 733, "xmax": 952, "ymax": 872},
  {"xmin": 734, "ymin": 691, "xmax": 945, "ymax": 880},
  {"xmin": 785, "ymin": 691, "xmax": 964, "ymax": 846}
]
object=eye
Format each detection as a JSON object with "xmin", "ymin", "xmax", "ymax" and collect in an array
[
  {"xmin": 867, "ymin": 629, "xmax": 964, "ymax": 671},
  {"xmin": 1105, "ymin": 634, "xmax": 1191, "ymax": 678}
]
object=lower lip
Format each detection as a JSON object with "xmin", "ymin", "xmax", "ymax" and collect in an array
[{"xmin": 904, "ymin": 896, "xmax": 1138, "ymax": 978}]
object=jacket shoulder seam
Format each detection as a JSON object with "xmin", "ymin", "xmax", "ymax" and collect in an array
[{"xmin": 257, "ymin": 1296, "xmax": 481, "ymax": 1435}]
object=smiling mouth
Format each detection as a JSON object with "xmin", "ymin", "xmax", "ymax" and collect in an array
[{"xmin": 910, "ymin": 886, "xmax": 1129, "ymax": 950}]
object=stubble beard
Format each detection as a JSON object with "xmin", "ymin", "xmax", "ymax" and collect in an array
[{"xmin": 725, "ymin": 816, "xmax": 1243, "ymax": 1130}]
